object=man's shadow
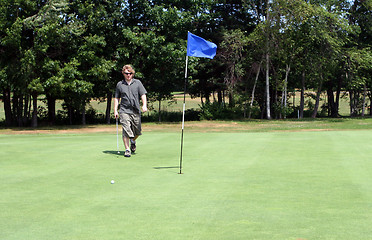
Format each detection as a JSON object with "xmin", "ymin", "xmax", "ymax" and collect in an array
[
  {"xmin": 102, "ymin": 150, "xmax": 123, "ymax": 156},
  {"xmin": 102, "ymin": 151, "xmax": 179, "ymax": 172}
]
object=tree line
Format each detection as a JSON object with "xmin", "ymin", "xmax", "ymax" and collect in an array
[{"xmin": 1, "ymin": 0, "xmax": 371, "ymax": 127}]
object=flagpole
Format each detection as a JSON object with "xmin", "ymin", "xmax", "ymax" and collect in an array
[
  {"xmin": 179, "ymin": 32, "xmax": 216, "ymax": 174},
  {"xmin": 179, "ymin": 55, "xmax": 188, "ymax": 174}
]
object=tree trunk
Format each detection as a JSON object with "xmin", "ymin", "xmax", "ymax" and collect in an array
[
  {"xmin": 228, "ymin": 91, "xmax": 234, "ymax": 108},
  {"xmin": 82, "ymin": 102, "xmax": 86, "ymax": 125},
  {"xmin": 354, "ymin": 91, "xmax": 359, "ymax": 116},
  {"xmin": 217, "ymin": 90, "xmax": 222, "ymax": 104},
  {"xmin": 349, "ymin": 90, "xmax": 354, "ymax": 116},
  {"xmin": 12, "ymin": 94, "xmax": 17, "ymax": 124},
  {"xmin": 3, "ymin": 89, "xmax": 13, "ymax": 126},
  {"xmin": 19, "ymin": 98, "xmax": 23, "ymax": 126},
  {"xmin": 334, "ymin": 74, "xmax": 342, "ymax": 117},
  {"xmin": 311, "ymin": 74, "xmax": 324, "ymax": 118},
  {"xmin": 346, "ymin": 71, "xmax": 358, "ymax": 117},
  {"xmin": 27, "ymin": 94, "xmax": 32, "ymax": 120},
  {"xmin": 205, "ymin": 92, "xmax": 210, "ymax": 103},
  {"xmin": 327, "ymin": 88, "xmax": 335, "ymax": 117},
  {"xmin": 67, "ymin": 103, "xmax": 73, "ymax": 125},
  {"xmin": 14, "ymin": 94, "xmax": 23, "ymax": 127},
  {"xmin": 23, "ymin": 94, "xmax": 29, "ymax": 126},
  {"xmin": 46, "ymin": 94, "xmax": 56, "ymax": 125},
  {"xmin": 105, "ymin": 92, "xmax": 112, "ymax": 124},
  {"xmin": 349, "ymin": 90, "xmax": 359, "ymax": 117},
  {"xmin": 362, "ymin": 83, "xmax": 367, "ymax": 117},
  {"xmin": 249, "ymin": 61, "xmax": 262, "ymax": 119},
  {"xmin": 281, "ymin": 64, "xmax": 290, "ymax": 119},
  {"xmin": 158, "ymin": 99, "xmax": 161, "ymax": 122},
  {"xmin": 200, "ymin": 94, "xmax": 204, "ymax": 107},
  {"xmin": 300, "ymin": 71, "xmax": 305, "ymax": 118},
  {"xmin": 265, "ymin": 52, "xmax": 271, "ymax": 119},
  {"xmin": 369, "ymin": 92, "xmax": 372, "ymax": 116},
  {"xmin": 275, "ymin": 75, "xmax": 278, "ymax": 119},
  {"xmin": 265, "ymin": 1, "xmax": 271, "ymax": 120},
  {"xmin": 31, "ymin": 92, "xmax": 38, "ymax": 128},
  {"xmin": 222, "ymin": 90, "xmax": 226, "ymax": 106}
]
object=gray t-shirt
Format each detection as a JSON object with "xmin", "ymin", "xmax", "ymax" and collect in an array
[{"xmin": 115, "ymin": 79, "xmax": 147, "ymax": 114}]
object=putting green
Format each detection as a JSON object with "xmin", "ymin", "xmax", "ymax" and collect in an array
[{"xmin": 1, "ymin": 130, "xmax": 372, "ymax": 239}]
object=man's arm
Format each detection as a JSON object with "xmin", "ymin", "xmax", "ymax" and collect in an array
[
  {"xmin": 114, "ymin": 98, "xmax": 119, "ymax": 118},
  {"xmin": 141, "ymin": 94, "xmax": 147, "ymax": 112}
]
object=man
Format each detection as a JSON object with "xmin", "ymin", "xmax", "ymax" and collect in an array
[{"xmin": 114, "ymin": 65, "xmax": 147, "ymax": 157}]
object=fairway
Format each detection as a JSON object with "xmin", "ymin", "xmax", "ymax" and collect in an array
[{"xmin": 1, "ymin": 128, "xmax": 372, "ymax": 239}]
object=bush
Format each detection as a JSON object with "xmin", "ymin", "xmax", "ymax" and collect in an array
[
  {"xmin": 199, "ymin": 102, "xmax": 244, "ymax": 120},
  {"xmin": 142, "ymin": 109, "xmax": 201, "ymax": 122}
]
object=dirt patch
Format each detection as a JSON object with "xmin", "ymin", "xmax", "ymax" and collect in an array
[
  {"xmin": 0, "ymin": 126, "xmax": 116, "ymax": 135},
  {"xmin": 1, "ymin": 122, "xmax": 249, "ymax": 135},
  {"xmin": 0, "ymin": 121, "xmax": 352, "ymax": 135},
  {"xmin": 144, "ymin": 121, "xmax": 261, "ymax": 133}
]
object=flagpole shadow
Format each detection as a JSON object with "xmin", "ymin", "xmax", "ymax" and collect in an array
[
  {"xmin": 153, "ymin": 166, "xmax": 179, "ymax": 170},
  {"xmin": 153, "ymin": 166, "xmax": 180, "ymax": 174}
]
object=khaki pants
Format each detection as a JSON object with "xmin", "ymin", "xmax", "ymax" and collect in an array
[{"xmin": 119, "ymin": 112, "xmax": 142, "ymax": 138}]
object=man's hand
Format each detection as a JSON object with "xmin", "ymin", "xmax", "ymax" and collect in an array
[
  {"xmin": 141, "ymin": 94, "xmax": 148, "ymax": 113},
  {"xmin": 114, "ymin": 98, "xmax": 119, "ymax": 118}
]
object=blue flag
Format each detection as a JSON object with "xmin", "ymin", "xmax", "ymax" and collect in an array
[{"xmin": 187, "ymin": 32, "xmax": 217, "ymax": 59}]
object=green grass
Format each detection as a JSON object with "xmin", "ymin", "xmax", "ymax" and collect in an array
[{"xmin": 1, "ymin": 121, "xmax": 372, "ymax": 239}]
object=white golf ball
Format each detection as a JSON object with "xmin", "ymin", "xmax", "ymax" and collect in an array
[{"xmin": 111, "ymin": 180, "xmax": 115, "ymax": 184}]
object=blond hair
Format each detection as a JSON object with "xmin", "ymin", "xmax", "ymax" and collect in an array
[{"xmin": 122, "ymin": 65, "xmax": 135, "ymax": 74}]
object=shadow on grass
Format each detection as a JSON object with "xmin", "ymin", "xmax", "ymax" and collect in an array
[
  {"xmin": 153, "ymin": 166, "xmax": 181, "ymax": 174},
  {"xmin": 102, "ymin": 150, "xmax": 123, "ymax": 156},
  {"xmin": 153, "ymin": 166, "xmax": 179, "ymax": 169}
]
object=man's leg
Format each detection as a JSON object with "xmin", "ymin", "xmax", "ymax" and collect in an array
[
  {"xmin": 122, "ymin": 136, "xmax": 131, "ymax": 157},
  {"xmin": 123, "ymin": 136, "xmax": 130, "ymax": 151},
  {"xmin": 130, "ymin": 113, "xmax": 142, "ymax": 153},
  {"xmin": 130, "ymin": 135, "xmax": 139, "ymax": 153},
  {"xmin": 120, "ymin": 112, "xmax": 134, "ymax": 157}
]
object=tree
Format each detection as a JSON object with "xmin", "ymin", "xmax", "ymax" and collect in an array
[
  {"xmin": 0, "ymin": 0, "xmax": 41, "ymax": 126},
  {"xmin": 122, "ymin": 29, "xmax": 184, "ymax": 121},
  {"xmin": 347, "ymin": 0, "xmax": 372, "ymax": 116},
  {"xmin": 219, "ymin": 29, "xmax": 248, "ymax": 108},
  {"xmin": 69, "ymin": 0, "xmax": 123, "ymax": 124},
  {"xmin": 1, "ymin": 0, "xmax": 371, "ymax": 125}
]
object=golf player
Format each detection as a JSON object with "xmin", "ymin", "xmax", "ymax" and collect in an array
[{"xmin": 114, "ymin": 65, "xmax": 147, "ymax": 157}]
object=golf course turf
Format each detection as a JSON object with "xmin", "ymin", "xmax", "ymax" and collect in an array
[{"xmin": 1, "ymin": 120, "xmax": 372, "ymax": 239}]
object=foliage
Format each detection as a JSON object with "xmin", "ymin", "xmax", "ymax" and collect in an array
[
  {"xmin": 0, "ymin": 0, "xmax": 371, "ymax": 126},
  {"xmin": 199, "ymin": 102, "xmax": 245, "ymax": 120},
  {"xmin": 142, "ymin": 108, "xmax": 201, "ymax": 122}
]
